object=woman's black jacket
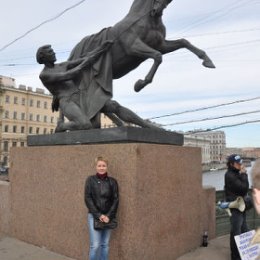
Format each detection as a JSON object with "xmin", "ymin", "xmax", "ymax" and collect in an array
[
  {"xmin": 224, "ymin": 167, "xmax": 249, "ymax": 202},
  {"xmin": 84, "ymin": 175, "xmax": 119, "ymax": 220}
]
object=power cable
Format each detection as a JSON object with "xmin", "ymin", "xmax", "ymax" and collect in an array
[
  {"xmin": 148, "ymin": 96, "xmax": 260, "ymax": 120},
  {"xmin": 0, "ymin": 0, "xmax": 87, "ymax": 53},
  {"xmin": 1, "ymin": 26, "xmax": 260, "ymax": 64},
  {"xmin": 186, "ymin": 119, "xmax": 260, "ymax": 134},
  {"xmin": 1, "ymin": 64, "xmax": 35, "ymax": 67},
  {"xmin": 182, "ymin": 27, "xmax": 260, "ymax": 39},
  {"xmin": 163, "ymin": 110, "xmax": 260, "ymax": 126},
  {"xmin": 175, "ymin": 0, "xmax": 258, "ymax": 35},
  {"xmin": 2, "ymin": 32, "xmax": 260, "ymax": 67}
]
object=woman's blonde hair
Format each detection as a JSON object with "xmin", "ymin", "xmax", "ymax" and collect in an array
[{"xmin": 95, "ymin": 156, "xmax": 109, "ymax": 165}]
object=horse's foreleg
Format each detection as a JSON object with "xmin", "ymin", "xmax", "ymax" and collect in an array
[
  {"xmin": 127, "ymin": 38, "xmax": 162, "ymax": 92},
  {"xmin": 160, "ymin": 39, "xmax": 215, "ymax": 68}
]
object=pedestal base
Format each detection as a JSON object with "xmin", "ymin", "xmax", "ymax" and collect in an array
[
  {"xmin": 9, "ymin": 143, "xmax": 215, "ymax": 260},
  {"xmin": 27, "ymin": 127, "xmax": 184, "ymax": 146}
]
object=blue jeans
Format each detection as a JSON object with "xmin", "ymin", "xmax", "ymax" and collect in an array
[{"xmin": 88, "ymin": 213, "xmax": 112, "ymax": 260}]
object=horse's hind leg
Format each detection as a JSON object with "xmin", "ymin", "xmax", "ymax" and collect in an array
[{"xmin": 160, "ymin": 39, "xmax": 215, "ymax": 68}]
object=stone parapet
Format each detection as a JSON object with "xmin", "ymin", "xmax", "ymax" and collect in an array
[{"xmin": 0, "ymin": 181, "xmax": 11, "ymax": 234}]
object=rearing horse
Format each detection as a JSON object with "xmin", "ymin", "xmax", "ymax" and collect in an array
[
  {"xmin": 111, "ymin": 0, "xmax": 215, "ymax": 92},
  {"xmin": 68, "ymin": 0, "xmax": 215, "ymax": 128}
]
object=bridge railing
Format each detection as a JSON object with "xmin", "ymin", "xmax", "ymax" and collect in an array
[{"xmin": 216, "ymin": 190, "xmax": 260, "ymax": 236}]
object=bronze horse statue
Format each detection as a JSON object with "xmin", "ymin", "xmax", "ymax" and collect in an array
[
  {"xmin": 111, "ymin": 0, "xmax": 215, "ymax": 92},
  {"xmin": 49, "ymin": 0, "xmax": 215, "ymax": 131}
]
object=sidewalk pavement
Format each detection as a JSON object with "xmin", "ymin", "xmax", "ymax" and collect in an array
[
  {"xmin": 0, "ymin": 233, "xmax": 230, "ymax": 260},
  {"xmin": 0, "ymin": 233, "xmax": 76, "ymax": 260},
  {"xmin": 177, "ymin": 235, "xmax": 230, "ymax": 260}
]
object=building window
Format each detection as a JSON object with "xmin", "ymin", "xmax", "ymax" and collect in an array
[
  {"xmin": 36, "ymin": 115, "xmax": 40, "ymax": 122},
  {"xmin": 44, "ymin": 116, "xmax": 47, "ymax": 123},
  {"xmin": 4, "ymin": 125, "xmax": 8, "ymax": 132},
  {"xmin": 13, "ymin": 125, "xmax": 17, "ymax": 133},
  {"xmin": 50, "ymin": 129, "xmax": 54, "ymax": 134},
  {"xmin": 14, "ymin": 96, "xmax": 18, "ymax": 104},
  {"xmin": 51, "ymin": 117, "xmax": 54, "ymax": 123},
  {"xmin": 29, "ymin": 127, "xmax": 33, "ymax": 134},
  {"xmin": 5, "ymin": 95, "xmax": 10, "ymax": 103},
  {"xmin": 29, "ymin": 114, "xmax": 33, "ymax": 121},
  {"xmin": 22, "ymin": 98, "xmax": 26, "ymax": 105},
  {"xmin": 43, "ymin": 128, "xmax": 47, "ymax": 134},
  {"xmin": 21, "ymin": 126, "xmax": 25, "ymax": 133},
  {"xmin": 44, "ymin": 101, "xmax": 48, "ymax": 109},
  {"xmin": 29, "ymin": 99, "xmax": 34, "ymax": 107},
  {"xmin": 4, "ymin": 110, "xmax": 9, "ymax": 118},
  {"xmin": 21, "ymin": 113, "xmax": 25, "ymax": 120},
  {"xmin": 3, "ymin": 141, "xmax": 8, "ymax": 152},
  {"xmin": 13, "ymin": 111, "xmax": 17, "ymax": 119},
  {"xmin": 37, "ymin": 100, "xmax": 41, "ymax": 108},
  {"xmin": 21, "ymin": 142, "xmax": 25, "ymax": 147},
  {"xmin": 12, "ymin": 142, "xmax": 17, "ymax": 147},
  {"xmin": 36, "ymin": 127, "xmax": 40, "ymax": 134},
  {"xmin": 3, "ymin": 156, "xmax": 8, "ymax": 166}
]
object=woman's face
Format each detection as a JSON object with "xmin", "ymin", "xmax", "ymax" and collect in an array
[
  {"xmin": 233, "ymin": 162, "xmax": 242, "ymax": 171},
  {"xmin": 96, "ymin": 160, "xmax": 108, "ymax": 175}
]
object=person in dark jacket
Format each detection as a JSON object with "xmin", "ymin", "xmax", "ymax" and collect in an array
[
  {"xmin": 84, "ymin": 156, "xmax": 119, "ymax": 260},
  {"xmin": 225, "ymin": 154, "xmax": 249, "ymax": 260}
]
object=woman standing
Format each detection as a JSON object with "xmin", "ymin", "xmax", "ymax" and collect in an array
[
  {"xmin": 84, "ymin": 156, "xmax": 119, "ymax": 260},
  {"xmin": 225, "ymin": 154, "xmax": 249, "ymax": 260}
]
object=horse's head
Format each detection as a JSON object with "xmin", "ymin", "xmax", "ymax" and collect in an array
[{"xmin": 151, "ymin": 0, "xmax": 172, "ymax": 17}]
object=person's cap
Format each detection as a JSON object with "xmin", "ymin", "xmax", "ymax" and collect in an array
[{"xmin": 227, "ymin": 154, "xmax": 243, "ymax": 164}]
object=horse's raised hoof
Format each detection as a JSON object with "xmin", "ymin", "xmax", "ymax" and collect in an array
[
  {"xmin": 134, "ymin": 79, "xmax": 146, "ymax": 92},
  {"xmin": 202, "ymin": 60, "xmax": 216, "ymax": 69}
]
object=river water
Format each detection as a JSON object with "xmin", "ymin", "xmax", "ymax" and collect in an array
[{"xmin": 202, "ymin": 162, "xmax": 254, "ymax": 191}]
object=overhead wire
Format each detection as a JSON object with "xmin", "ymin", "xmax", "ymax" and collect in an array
[
  {"xmin": 186, "ymin": 119, "xmax": 260, "ymax": 134},
  {"xmin": 0, "ymin": 0, "xmax": 259, "ymax": 69},
  {"xmin": 163, "ymin": 110, "xmax": 260, "ymax": 126},
  {"xmin": 148, "ymin": 96, "xmax": 260, "ymax": 120},
  {"xmin": 1, "ymin": 36, "xmax": 260, "ymax": 68},
  {"xmin": 0, "ymin": 0, "xmax": 87, "ymax": 53},
  {"xmin": 0, "ymin": 2, "xmax": 259, "ymax": 135},
  {"xmin": 1, "ymin": 28, "xmax": 260, "ymax": 67},
  {"xmin": 0, "ymin": 0, "xmax": 259, "ymax": 62},
  {"xmin": 182, "ymin": 27, "xmax": 260, "ymax": 39},
  {"xmin": 175, "ymin": 0, "xmax": 259, "ymax": 35}
]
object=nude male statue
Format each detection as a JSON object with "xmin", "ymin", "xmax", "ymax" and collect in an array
[
  {"xmin": 37, "ymin": 41, "xmax": 114, "ymax": 131},
  {"xmin": 37, "ymin": 41, "xmax": 160, "ymax": 132}
]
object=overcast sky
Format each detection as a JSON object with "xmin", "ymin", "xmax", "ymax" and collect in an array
[{"xmin": 0, "ymin": 0, "xmax": 259, "ymax": 147}]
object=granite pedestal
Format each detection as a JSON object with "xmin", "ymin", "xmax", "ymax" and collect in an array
[
  {"xmin": 27, "ymin": 127, "xmax": 184, "ymax": 146},
  {"xmin": 8, "ymin": 142, "xmax": 215, "ymax": 260}
]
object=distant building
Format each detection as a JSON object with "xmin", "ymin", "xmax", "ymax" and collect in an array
[
  {"xmin": 226, "ymin": 147, "xmax": 260, "ymax": 159},
  {"xmin": 241, "ymin": 148, "xmax": 260, "ymax": 159},
  {"xmin": 185, "ymin": 130, "xmax": 226, "ymax": 163},
  {"xmin": 225, "ymin": 147, "xmax": 243, "ymax": 158},
  {"xmin": 0, "ymin": 75, "xmax": 58, "ymax": 167},
  {"xmin": 101, "ymin": 114, "xmax": 117, "ymax": 128},
  {"xmin": 184, "ymin": 134, "xmax": 211, "ymax": 164}
]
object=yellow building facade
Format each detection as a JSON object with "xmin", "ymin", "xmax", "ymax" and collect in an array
[
  {"xmin": 0, "ymin": 75, "xmax": 141, "ymax": 167},
  {"xmin": 0, "ymin": 75, "xmax": 59, "ymax": 167}
]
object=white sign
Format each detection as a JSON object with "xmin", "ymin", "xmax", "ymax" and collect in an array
[{"xmin": 235, "ymin": 230, "xmax": 260, "ymax": 260}]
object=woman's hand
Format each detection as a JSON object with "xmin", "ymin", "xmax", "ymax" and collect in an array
[
  {"xmin": 99, "ymin": 215, "xmax": 110, "ymax": 223},
  {"xmin": 240, "ymin": 165, "xmax": 247, "ymax": 174}
]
